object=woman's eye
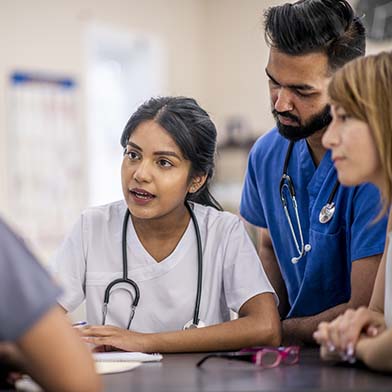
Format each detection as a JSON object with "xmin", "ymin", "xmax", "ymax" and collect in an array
[
  {"xmin": 337, "ymin": 114, "xmax": 349, "ymax": 122},
  {"xmin": 127, "ymin": 150, "xmax": 140, "ymax": 160},
  {"xmin": 157, "ymin": 159, "xmax": 172, "ymax": 168}
]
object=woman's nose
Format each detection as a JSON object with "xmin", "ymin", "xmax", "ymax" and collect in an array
[
  {"xmin": 133, "ymin": 161, "xmax": 152, "ymax": 183},
  {"xmin": 322, "ymin": 120, "xmax": 340, "ymax": 150}
]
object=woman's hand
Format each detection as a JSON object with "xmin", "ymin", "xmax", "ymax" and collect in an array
[
  {"xmin": 80, "ymin": 325, "xmax": 148, "ymax": 352},
  {"xmin": 313, "ymin": 307, "xmax": 386, "ymax": 361}
]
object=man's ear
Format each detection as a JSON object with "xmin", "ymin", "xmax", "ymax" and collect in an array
[{"xmin": 189, "ymin": 174, "xmax": 208, "ymax": 194}]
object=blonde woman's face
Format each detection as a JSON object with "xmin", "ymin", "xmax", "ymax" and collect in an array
[{"xmin": 322, "ymin": 105, "xmax": 382, "ymax": 188}]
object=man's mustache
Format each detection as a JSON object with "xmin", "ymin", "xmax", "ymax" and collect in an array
[{"xmin": 272, "ymin": 109, "xmax": 299, "ymax": 123}]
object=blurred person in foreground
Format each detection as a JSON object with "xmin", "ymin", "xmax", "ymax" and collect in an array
[{"xmin": 0, "ymin": 218, "xmax": 101, "ymax": 392}]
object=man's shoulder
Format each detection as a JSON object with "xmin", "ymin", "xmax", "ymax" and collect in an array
[{"xmin": 250, "ymin": 127, "xmax": 288, "ymax": 158}]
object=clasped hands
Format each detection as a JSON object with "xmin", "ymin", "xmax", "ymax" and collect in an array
[{"xmin": 313, "ymin": 307, "xmax": 386, "ymax": 363}]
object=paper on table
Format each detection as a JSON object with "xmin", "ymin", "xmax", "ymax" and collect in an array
[
  {"xmin": 93, "ymin": 351, "xmax": 163, "ymax": 362},
  {"xmin": 15, "ymin": 376, "xmax": 42, "ymax": 392},
  {"xmin": 95, "ymin": 361, "xmax": 141, "ymax": 374}
]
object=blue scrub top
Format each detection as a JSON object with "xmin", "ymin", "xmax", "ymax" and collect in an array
[{"xmin": 240, "ymin": 128, "xmax": 387, "ymax": 318}]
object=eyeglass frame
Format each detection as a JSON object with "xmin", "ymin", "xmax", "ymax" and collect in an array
[{"xmin": 196, "ymin": 346, "xmax": 300, "ymax": 368}]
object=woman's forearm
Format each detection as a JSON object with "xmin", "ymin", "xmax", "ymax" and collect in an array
[
  {"xmin": 356, "ymin": 328, "xmax": 392, "ymax": 372},
  {"xmin": 143, "ymin": 310, "xmax": 280, "ymax": 352},
  {"xmin": 83, "ymin": 293, "xmax": 281, "ymax": 353}
]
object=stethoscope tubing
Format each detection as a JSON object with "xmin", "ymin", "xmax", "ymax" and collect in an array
[
  {"xmin": 102, "ymin": 201, "xmax": 203, "ymax": 329},
  {"xmin": 280, "ymin": 141, "xmax": 339, "ymax": 263}
]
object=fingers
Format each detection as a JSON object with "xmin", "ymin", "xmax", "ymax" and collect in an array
[
  {"xmin": 314, "ymin": 307, "xmax": 384, "ymax": 363},
  {"xmin": 80, "ymin": 325, "xmax": 134, "ymax": 351},
  {"xmin": 366, "ymin": 325, "xmax": 381, "ymax": 337},
  {"xmin": 337, "ymin": 307, "xmax": 378, "ymax": 351},
  {"xmin": 313, "ymin": 321, "xmax": 331, "ymax": 347},
  {"xmin": 80, "ymin": 325, "xmax": 120, "ymax": 337},
  {"xmin": 83, "ymin": 336, "xmax": 113, "ymax": 346},
  {"xmin": 320, "ymin": 345, "xmax": 341, "ymax": 362},
  {"xmin": 313, "ymin": 316, "xmax": 344, "ymax": 353}
]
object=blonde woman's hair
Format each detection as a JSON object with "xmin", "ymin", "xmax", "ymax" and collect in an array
[{"xmin": 328, "ymin": 51, "xmax": 392, "ymax": 215}]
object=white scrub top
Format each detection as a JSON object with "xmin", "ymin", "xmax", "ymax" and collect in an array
[{"xmin": 50, "ymin": 200, "xmax": 276, "ymax": 332}]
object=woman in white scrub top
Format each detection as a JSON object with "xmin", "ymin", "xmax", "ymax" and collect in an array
[
  {"xmin": 51, "ymin": 96, "xmax": 281, "ymax": 353},
  {"xmin": 314, "ymin": 52, "xmax": 392, "ymax": 372}
]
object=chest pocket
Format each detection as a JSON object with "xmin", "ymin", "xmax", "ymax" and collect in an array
[{"xmin": 290, "ymin": 227, "xmax": 349, "ymax": 317}]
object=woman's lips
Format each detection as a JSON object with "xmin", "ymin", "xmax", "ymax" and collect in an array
[
  {"xmin": 129, "ymin": 188, "xmax": 156, "ymax": 204},
  {"xmin": 332, "ymin": 156, "xmax": 346, "ymax": 167}
]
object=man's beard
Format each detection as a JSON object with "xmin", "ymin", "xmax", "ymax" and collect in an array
[{"xmin": 273, "ymin": 105, "xmax": 332, "ymax": 142}]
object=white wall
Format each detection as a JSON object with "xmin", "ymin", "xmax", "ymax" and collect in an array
[
  {"xmin": 201, "ymin": 0, "xmax": 283, "ymax": 141},
  {"xmin": 0, "ymin": 0, "xmax": 207, "ymax": 254},
  {"xmin": 0, "ymin": 0, "xmax": 391, "ymax": 256}
]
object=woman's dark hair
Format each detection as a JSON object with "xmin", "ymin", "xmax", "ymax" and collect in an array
[
  {"xmin": 121, "ymin": 96, "xmax": 222, "ymax": 211},
  {"xmin": 264, "ymin": 0, "xmax": 366, "ymax": 72}
]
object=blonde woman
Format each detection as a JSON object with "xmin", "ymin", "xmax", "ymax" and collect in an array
[{"xmin": 314, "ymin": 51, "xmax": 392, "ymax": 372}]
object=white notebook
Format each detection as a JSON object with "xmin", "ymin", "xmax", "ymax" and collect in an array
[
  {"xmin": 93, "ymin": 351, "xmax": 163, "ymax": 362},
  {"xmin": 95, "ymin": 361, "xmax": 141, "ymax": 374}
]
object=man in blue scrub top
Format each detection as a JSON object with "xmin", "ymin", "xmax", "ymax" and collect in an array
[{"xmin": 241, "ymin": 0, "xmax": 388, "ymax": 345}]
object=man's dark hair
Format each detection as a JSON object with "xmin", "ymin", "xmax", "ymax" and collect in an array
[{"xmin": 264, "ymin": 0, "xmax": 366, "ymax": 71}]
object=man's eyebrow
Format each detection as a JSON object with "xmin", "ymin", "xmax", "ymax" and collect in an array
[
  {"xmin": 265, "ymin": 69, "xmax": 315, "ymax": 91},
  {"xmin": 127, "ymin": 141, "xmax": 182, "ymax": 159}
]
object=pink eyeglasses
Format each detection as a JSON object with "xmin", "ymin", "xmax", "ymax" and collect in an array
[{"xmin": 196, "ymin": 346, "xmax": 300, "ymax": 368}]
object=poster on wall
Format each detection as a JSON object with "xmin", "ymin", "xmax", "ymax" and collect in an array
[{"xmin": 6, "ymin": 71, "xmax": 86, "ymax": 260}]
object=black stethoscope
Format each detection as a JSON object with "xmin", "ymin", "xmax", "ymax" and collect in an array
[
  {"xmin": 101, "ymin": 201, "xmax": 205, "ymax": 330},
  {"xmin": 279, "ymin": 141, "xmax": 339, "ymax": 264}
]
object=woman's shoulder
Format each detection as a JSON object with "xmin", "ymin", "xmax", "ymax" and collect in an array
[
  {"xmin": 80, "ymin": 200, "xmax": 127, "ymax": 224},
  {"xmin": 192, "ymin": 202, "xmax": 242, "ymax": 232}
]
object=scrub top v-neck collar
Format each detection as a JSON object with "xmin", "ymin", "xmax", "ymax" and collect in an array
[{"xmin": 122, "ymin": 210, "xmax": 195, "ymax": 282}]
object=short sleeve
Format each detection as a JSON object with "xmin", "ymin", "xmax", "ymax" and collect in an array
[
  {"xmin": 240, "ymin": 143, "xmax": 267, "ymax": 228},
  {"xmin": 222, "ymin": 218, "xmax": 277, "ymax": 313},
  {"xmin": 49, "ymin": 215, "xmax": 87, "ymax": 312},
  {"xmin": 0, "ymin": 219, "xmax": 61, "ymax": 341},
  {"xmin": 350, "ymin": 184, "xmax": 388, "ymax": 262}
]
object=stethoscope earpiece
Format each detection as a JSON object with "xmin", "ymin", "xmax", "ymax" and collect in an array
[{"xmin": 291, "ymin": 244, "xmax": 311, "ymax": 264}]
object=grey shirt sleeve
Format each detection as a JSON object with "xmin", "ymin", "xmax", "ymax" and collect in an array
[{"xmin": 0, "ymin": 219, "xmax": 61, "ymax": 341}]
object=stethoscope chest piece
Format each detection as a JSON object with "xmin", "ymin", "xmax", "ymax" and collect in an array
[{"xmin": 319, "ymin": 202, "xmax": 336, "ymax": 224}]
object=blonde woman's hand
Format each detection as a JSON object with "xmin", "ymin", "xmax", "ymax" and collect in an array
[{"xmin": 313, "ymin": 307, "xmax": 386, "ymax": 361}]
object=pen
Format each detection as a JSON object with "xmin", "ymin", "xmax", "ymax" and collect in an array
[{"xmin": 72, "ymin": 321, "xmax": 88, "ymax": 327}]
